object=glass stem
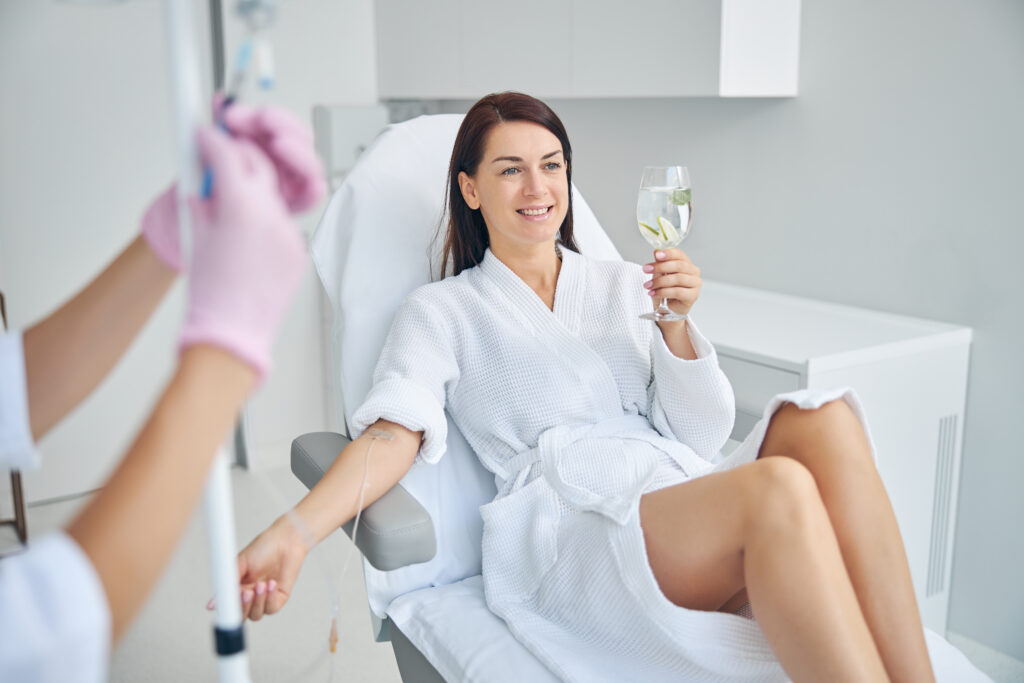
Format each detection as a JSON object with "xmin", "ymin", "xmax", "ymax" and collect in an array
[{"xmin": 658, "ymin": 297, "xmax": 673, "ymax": 315}]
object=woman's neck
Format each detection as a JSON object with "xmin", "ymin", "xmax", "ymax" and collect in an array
[{"xmin": 490, "ymin": 240, "xmax": 562, "ymax": 309}]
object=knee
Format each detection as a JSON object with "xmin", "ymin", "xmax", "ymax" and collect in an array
[
  {"xmin": 743, "ymin": 458, "xmax": 825, "ymax": 534},
  {"xmin": 768, "ymin": 400, "xmax": 873, "ymax": 466}
]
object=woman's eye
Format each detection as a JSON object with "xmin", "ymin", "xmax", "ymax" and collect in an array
[
  {"xmin": 501, "ymin": 167, "xmax": 520, "ymax": 176},
  {"xmin": 545, "ymin": 162, "xmax": 562, "ymax": 171}
]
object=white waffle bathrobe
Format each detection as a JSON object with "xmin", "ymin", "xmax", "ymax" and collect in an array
[{"xmin": 352, "ymin": 246, "xmax": 860, "ymax": 682}]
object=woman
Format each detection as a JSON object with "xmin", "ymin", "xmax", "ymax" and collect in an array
[{"xmin": 236, "ymin": 93, "xmax": 935, "ymax": 682}]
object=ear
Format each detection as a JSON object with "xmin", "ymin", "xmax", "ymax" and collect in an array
[{"xmin": 458, "ymin": 171, "xmax": 481, "ymax": 210}]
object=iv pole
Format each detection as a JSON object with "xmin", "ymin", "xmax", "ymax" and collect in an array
[{"xmin": 163, "ymin": 1, "xmax": 251, "ymax": 681}]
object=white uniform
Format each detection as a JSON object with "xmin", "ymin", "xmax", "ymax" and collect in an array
[
  {"xmin": 351, "ymin": 247, "xmax": 872, "ymax": 682},
  {"xmin": 0, "ymin": 331, "xmax": 110, "ymax": 683}
]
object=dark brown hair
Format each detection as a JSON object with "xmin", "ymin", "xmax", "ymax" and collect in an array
[{"xmin": 441, "ymin": 92, "xmax": 580, "ymax": 277}]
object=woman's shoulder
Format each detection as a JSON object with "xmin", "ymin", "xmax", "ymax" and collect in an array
[
  {"xmin": 398, "ymin": 268, "xmax": 482, "ymax": 328},
  {"xmin": 404, "ymin": 267, "xmax": 478, "ymax": 305}
]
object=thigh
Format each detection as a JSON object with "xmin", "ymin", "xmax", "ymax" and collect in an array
[{"xmin": 639, "ymin": 464, "xmax": 756, "ymax": 612}]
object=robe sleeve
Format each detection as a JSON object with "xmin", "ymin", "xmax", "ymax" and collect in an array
[
  {"xmin": 350, "ymin": 293, "xmax": 460, "ymax": 464},
  {"xmin": 647, "ymin": 316, "xmax": 736, "ymax": 461}
]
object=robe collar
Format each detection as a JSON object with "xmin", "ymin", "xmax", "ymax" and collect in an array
[{"xmin": 479, "ymin": 244, "xmax": 585, "ymax": 335}]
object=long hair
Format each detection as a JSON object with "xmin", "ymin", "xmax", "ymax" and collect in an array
[{"xmin": 441, "ymin": 92, "xmax": 579, "ymax": 277}]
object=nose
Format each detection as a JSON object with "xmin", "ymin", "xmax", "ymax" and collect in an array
[{"xmin": 523, "ymin": 170, "xmax": 546, "ymax": 198}]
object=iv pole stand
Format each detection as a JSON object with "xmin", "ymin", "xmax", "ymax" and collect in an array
[{"xmin": 163, "ymin": 1, "xmax": 251, "ymax": 681}]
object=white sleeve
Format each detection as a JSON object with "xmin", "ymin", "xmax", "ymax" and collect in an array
[
  {"xmin": 0, "ymin": 331, "xmax": 41, "ymax": 470},
  {"xmin": 350, "ymin": 294, "xmax": 460, "ymax": 464},
  {"xmin": 0, "ymin": 532, "xmax": 111, "ymax": 683},
  {"xmin": 647, "ymin": 316, "xmax": 736, "ymax": 460}
]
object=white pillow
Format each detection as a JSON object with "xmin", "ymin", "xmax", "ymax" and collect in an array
[{"xmin": 311, "ymin": 113, "xmax": 621, "ymax": 617}]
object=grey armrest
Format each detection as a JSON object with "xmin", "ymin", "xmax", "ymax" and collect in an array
[{"xmin": 291, "ymin": 432, "xmax": 436, "ymax": 571}]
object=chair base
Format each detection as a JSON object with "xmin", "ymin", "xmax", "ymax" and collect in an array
[{"xmin": 391, "ymin": 620, "xmax": 446, "ymax": 683}]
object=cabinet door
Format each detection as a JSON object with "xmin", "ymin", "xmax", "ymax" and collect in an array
[
  {"xmin": 461, "ymin": 0, "xmax": 572, "ymax": 98},
  {"xmin": 376, "ymin": 0, "xmax": 461, "ymax": 99},
  {"xmin": 571, "ymin": 0, "xmax": 721, "ymax": 97}
]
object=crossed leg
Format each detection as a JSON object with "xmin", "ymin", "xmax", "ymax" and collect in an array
[
  {"xmin": 639, "ymin": 399, "xmax": 936, "ymax": 682},
  {"xmin": 754, "ymin": 400, "xmax": 935, "ymax": 683}
]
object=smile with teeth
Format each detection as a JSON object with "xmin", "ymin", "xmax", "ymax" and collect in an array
[{"xmin": 518, "ymin": 206, "xmax": 552, "ymax": 216}]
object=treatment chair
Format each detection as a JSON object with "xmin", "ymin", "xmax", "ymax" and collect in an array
[{"xmin": 291, "ymin": 115, "xmax": 989, "ymax": 682}]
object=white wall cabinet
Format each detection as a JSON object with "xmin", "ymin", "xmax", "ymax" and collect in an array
[
  {"xmin": 376, "ymin": 0, "xmax": 801, "ymax": 99},
  {"xmin": 698, "ymin": 281, "xmax": 971, "ymax": 635}
]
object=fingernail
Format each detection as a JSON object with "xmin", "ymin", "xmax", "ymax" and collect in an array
[
  {"xmin": 643, "ymin": 280, "xmax": 653, "ymax": 289},
  {"xmin": 206, "ymin": 598, "xmax": 215, "ymax": 610},
  {"xmin": 642, "ymin": 264, "xmax": 653, "ymax": 273},
  {"xmin": 242, "ymin": 590, "xmax": 254, "ymax": 604},
  {"xmin": 255, "ymin": 582, "xmax": 266, "ymax": 596},
  {"xmin": 648, "ymin": 289, "xmax": 657, "ymax": 296},
  {"xmin": 655, "ymin": 251, "xmax": 665, "ymax": 259},
  {"xmin": 268, "ymin": 580, "xmax": 277, "ymax": 593}
]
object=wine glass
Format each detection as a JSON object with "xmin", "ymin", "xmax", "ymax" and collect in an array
[{"xmin": 636, "ymin": 165, "xmax": 692, "ymax": 322}]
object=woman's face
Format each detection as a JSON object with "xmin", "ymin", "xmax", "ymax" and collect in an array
[{"xmin": 458, "ymin": 121, "xmax": 569, "ymax": 253}]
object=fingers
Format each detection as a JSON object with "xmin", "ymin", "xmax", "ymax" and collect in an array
[
  {"xmin": 268, "ymin": 135, "xmax": 327, "ymax": 211},
  {"xmin": 642, "ymin": 248, "xmax": 701, "ymax": 311},
  {"xmin": 196, "ymin": 126, "xmax": 245, "ymax": 199},
  {"xmin": 222, "ymin": 103, "xmax": 314, "ymax": 144}
]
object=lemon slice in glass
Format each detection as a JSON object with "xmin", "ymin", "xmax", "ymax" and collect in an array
[
  {"xmin": 657, "ymin": 216, "xmax": 680, "ymax": 244},
  {"xmin": 639, "ymin": 221, "xmax": 660, "ymax": 237}
]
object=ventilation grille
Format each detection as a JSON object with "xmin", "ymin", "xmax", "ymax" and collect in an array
[{"xmin": 927, "ymin": 414, "xmax": 958, "ymax": 597}]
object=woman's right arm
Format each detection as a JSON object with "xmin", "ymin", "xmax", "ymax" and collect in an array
[{"xmin": 236, "ymin": 418, "xmax": 421, "ymax": 621}]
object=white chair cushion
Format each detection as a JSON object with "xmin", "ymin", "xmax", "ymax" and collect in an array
[{"xmin": 311, "ymin": 114, "xmax": 621, "ymax": 616}]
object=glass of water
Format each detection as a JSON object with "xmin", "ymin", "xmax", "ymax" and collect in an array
[{"xmin": 637, "ymin": 165, "xmax": 692, "ymax": 322}]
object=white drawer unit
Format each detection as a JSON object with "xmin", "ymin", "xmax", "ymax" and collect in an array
[{"xmin": 696, "ymin": 280, "xmax": 971, "ymax": 635}]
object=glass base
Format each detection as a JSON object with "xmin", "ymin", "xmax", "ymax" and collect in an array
[{"xmin": 639, "ymin": 310, "xmax": 688, "ymax": 323}]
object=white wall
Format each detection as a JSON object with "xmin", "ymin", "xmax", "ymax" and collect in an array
[
  {"xmin": 0, "ymin": 0, "xmax": 377, "ymax": 501},
  {"xmin": 437, "ymin": 0, "xmax": 1024, "ymax": 659}
]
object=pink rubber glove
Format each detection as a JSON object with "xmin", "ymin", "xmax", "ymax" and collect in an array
[
  {"xmin": 218, "ymin": 97, "xmax": 327, "ymax": 213},
  {"xmin": 140, "ymin": 185, "xmax": 185, "ymax": 272},
  {"xmin": 177, "ymin": 126, "xmax": 308, "ymax": 380},
  {"xmin": 140, "ymin": 101, "xmax": 326, "ymax": 271}
]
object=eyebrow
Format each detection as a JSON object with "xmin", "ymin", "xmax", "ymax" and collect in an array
[{"xmin": 490, "ymin": 150, "xmax": 563, "ymax": 164}]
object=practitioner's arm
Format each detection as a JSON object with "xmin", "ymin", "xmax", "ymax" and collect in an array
[
  {"xmin": 66, "ymin": 346, "xmax": 255, "ymax": 642},
  {"xmin": 235, "ymin": 419, "xmax": 420, "ymax": 621},
  {"xmin": 67, "ymin": 123, "xmax": 313, "ymax": 644},
  {"xmin": 22, "ymin": 237, "xmax": 176, "ymax": 441}
]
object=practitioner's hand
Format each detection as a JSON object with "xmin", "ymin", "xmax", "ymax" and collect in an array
[
  {"xmin": 233, "ymin": 515, "xmax": 310, "ymax": 621},
  {"xmin": 177, "ymin": 126, "xmax": 307, "ymax": 379},
  {"xmin": 642, "ymin": 248, "xmax": 702, "ymax": 318},
  {"xmin": 217, "ymin": 96, "xmax": 327, "ymax": 213},
  {"xmin": 140, "ymin": 100, "xmax": 326, "ymax": 272}
]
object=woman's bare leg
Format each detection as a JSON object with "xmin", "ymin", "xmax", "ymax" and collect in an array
[
  {"xmin": 640, "ymin": 458, "xmax": 888, "ymax": 682},
  {"xmin": 758, "ymin": 401, "xmax": 934, "ymax": 683}
]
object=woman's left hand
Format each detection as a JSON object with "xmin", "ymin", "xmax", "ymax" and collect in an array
[{"xmin": 642, "ymin": 248, "xmax": 702, "ymax": 317}]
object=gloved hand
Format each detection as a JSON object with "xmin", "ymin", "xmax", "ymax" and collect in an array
[
  {"xmin": 218, "ymin": 97, "xmax": 327, "ymax": 213},
  {"xmin": 140, "ymin": 100, "xmax": 326, "ymax": 271},
  {"xmin": 177, "ymin": 126, "xmax": 307, "ymax": 379}
]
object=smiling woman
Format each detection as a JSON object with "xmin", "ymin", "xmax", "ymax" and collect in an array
[{"xmin": 441, "ymin": 92, "xmax": 579, "ymax": 279}]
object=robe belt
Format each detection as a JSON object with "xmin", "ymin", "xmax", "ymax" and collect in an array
[{"xmin": 500, "ymin": 414, "xmax": 663, "ymax": 525}]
